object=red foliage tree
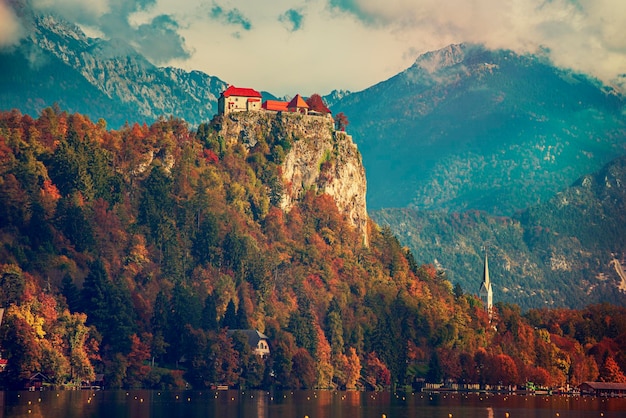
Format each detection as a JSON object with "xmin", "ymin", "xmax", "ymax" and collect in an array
[
  {"xmin": 305, "ymin": 94, "xmax": 331, "ymax": 114},
  {"xmin": 203, "ymin": 149, "xmax": 219, "ymax": 164},
  {"xmin": 362, "ymin": 352, "xmax": 391, "ymax": 390},
  {"xmin": 488, "ymin": 353, "xmax": 519, "ymax": 386},
  {"xmin": 523, "ymin": 364, "xmax": 552, "ymax": 387},
  {"xmin": 334, "ymin": 112, "xmax": 349, "ymax": 131},
  {"xmin": 438, "ymin": 347, "xmax": 462, "ymax": 381},
  {"xmin": 125, "ymin": 333, "xmax": 152, "ymax": 387},
  {"xmin": 599, "ymin": 355, "xmax": 626, "ymax": 383},
  {"xmin": 292, "ymin": 348, "xmax": 317, "ymax": 389}
]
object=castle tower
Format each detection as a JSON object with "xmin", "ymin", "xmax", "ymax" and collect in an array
[{"xmin": 479, "ymin": 253, "xmax": 493, "ymax": 316}]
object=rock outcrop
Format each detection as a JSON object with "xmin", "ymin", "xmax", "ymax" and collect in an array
[{"xmin": 216, "ymin": 111, "xmax": 369, "ymax": 246}]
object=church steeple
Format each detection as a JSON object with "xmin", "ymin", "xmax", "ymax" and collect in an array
[{"xmin": 479, "ymin": 253, "xmax": 493, "ymax": 316}]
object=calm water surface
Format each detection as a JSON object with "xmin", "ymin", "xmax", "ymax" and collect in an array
[{"xmin": 2, "ymin": 389, "xmax": 625, "ymax": 418}]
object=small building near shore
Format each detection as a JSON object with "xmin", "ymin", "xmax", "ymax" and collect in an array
[
  {"xmin": 26, "ymin": 372, "xmax": 51, "ymax": 390},
  {"xmin": 579, "ymin": 381, "xmax": 626, "ymax": 396},
  {"xmin": 227, "ymin": 329, "xmax": 270, "ymax": 358}
]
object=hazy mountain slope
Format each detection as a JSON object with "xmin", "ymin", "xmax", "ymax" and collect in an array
[
  {"xmin": 372, "ymin": 155, "xmax": 626, "ymax": 310},
  {"xmin": 334, "ymin": 44, "xmax": 626, "ymax": 214},
  {"xmin": 0, "ymin": 45, "xmax": 138, "ymax": 127},
  {"xmin": 0, "ymin": 8, "xmax": 228, "ymax": 128}
]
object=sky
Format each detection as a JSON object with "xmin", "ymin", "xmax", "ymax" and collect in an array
[{"xmin": 2, "ymin": 0, "xmax": 626, "ymax": 96}]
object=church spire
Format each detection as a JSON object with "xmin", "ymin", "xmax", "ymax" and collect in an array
[
  {"xmin": 479, "ymin": 252, "xmax": 493, "ymax": 316},
  {"xmin": 483, "ymin": 253, "xmax": 490, "ymax": 288}
]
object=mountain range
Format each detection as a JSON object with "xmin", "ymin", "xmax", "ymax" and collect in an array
[
  {"xmin": 1, "ymin": 7, "xmax": 228, "ymax": 128},
  {"xmin": 2, "ymin": 6, "xmax": 626, "ymax": 309},
  {"xmin": 373, "ymin": 154, "xmax": 626, "ymax": 310},
  {"xmin": 331, "ymin": 43, "xmax": 626, "ymax": 214}
]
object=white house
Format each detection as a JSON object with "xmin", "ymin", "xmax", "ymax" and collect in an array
[{"xmin": 218, "ymin": 86, "xmax": 263, "ymax": 115}]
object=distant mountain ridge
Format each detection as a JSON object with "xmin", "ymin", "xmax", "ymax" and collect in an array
[
  {"xmin": 1, "ymin": 7, "xmax": 228, "ymax": 128},
  {"xmin": 333, "ymin": 43, "xmax": 626, "ymax": 215},
  {"xmin": 372, "ymin": 153, "xmax": 626, "ymax": 309}
]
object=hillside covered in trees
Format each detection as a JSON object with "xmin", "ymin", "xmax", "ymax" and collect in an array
[
  {"xmin": 372, "ymin": 154, "xmax": 626, "ymax": 310},
  {"xmin": 1, "ymin": 108, "xmax": 626, "ymax": 390}
]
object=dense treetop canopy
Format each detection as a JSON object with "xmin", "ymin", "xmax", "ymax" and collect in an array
[{"xmin": 0, "ymin": 108, "xmax": 625, "ymax": 390}]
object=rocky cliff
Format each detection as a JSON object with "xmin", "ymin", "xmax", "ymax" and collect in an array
[{"xmin": 215, "ymin": 111, "xmax": 369, "ymax": 246}]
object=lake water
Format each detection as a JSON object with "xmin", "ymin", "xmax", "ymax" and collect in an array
[{"xmin": 2, "ymin": 389, "xmax": 625, "ymax": 418}]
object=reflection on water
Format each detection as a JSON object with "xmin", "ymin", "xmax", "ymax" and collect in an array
[
  {"xmin": 487, "ymin": 406, "xmax": 494, "ymax": 418},
  {"xmin": 2, "ymin": 390, "xmax": 626, "ymax": 418}
]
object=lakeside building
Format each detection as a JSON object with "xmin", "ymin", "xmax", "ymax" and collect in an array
[
  {"xmin": 226, "ymin": 329, "xmax": 270, "ymax": 358},
  {"xmin": 579, "ymin": 382, "xmax": 626, "ymax": 397}
]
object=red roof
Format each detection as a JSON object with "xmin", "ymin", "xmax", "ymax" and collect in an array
[
  {"xmin": 221, "ymin": 85, "xmax": 262, "ymax": 98},
  {"xmin": 262, "ymin": 100, "xmax": 289, "ymax": 111},
  {"xmin": 287, "ymin": 94, "xmax": 309, "ymax": 109}
]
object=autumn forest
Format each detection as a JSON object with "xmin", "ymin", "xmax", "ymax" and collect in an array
[{"xmin": 1, "ymin": 108, "xmax": 626, "ymax": 391}]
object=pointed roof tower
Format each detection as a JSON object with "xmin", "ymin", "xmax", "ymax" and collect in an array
[
  {"xmin": 287, "ymin": 94, "xmax": 309, "ymax": 114},
  {"xmin": 479, "ymin": 253, "xmax": 493, "ymax": 315}
]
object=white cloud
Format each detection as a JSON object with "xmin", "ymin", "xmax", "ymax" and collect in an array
[
  {"xmin": 32, "ymin": 0, "xmax": 111, "ymax": 25},
  {"xmin": 22, "ymin": 0, "xmax": 626, "ymax": 94},
  {"xmin": 0, "ymin": 1, "xmax": 24, "ymax": 47},
  {"xmin": 327, "ymin": 0, "xmax": 626, "ymax": 90}
]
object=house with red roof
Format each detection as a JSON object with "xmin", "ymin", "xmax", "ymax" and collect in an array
[
  {"xmin": 218, "ymin": 86, "xmax": 331, "ymax": 119},
  {"xmin": 262, "ymin": 100, "xmax": 289, "ymax": 112},
  {"xmin": 261, "ymin": 94, "xmax": 310, "ymax": 115},
  {"xmin": 218, "ymin": 85, "xmax": 263, "ymax": 115},
  {"xmin": 287, "ymin": 94, "xmax": 309, "ymax": 114}
]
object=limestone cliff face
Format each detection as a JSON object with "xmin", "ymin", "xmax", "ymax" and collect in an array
[{"xmin": 217, "ymin": 111, "xmax": 369, "ymax": 246}]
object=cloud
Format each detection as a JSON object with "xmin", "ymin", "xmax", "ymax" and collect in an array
[
  {"xmin": 326, "ymin": 0, "xmax": 626, "ymax": 88},
  {"xmin": 134, "ymin": 15, "xmax": 190, "ymax": 63},
  {"xmin": 17, "ymin": 0, "xmax": 626, "ymax": 95},
  {"xmin": 0, "ymin": 1, "xmax": 25, "ymax": 47},
  {"xmin": 210, "ymin": 4, "xmax": 252, "ymax": 31},
  {"xmin": 31, "ymin": 0, "xmax": 189, "ymax": 63},
  {"xmin": 327, "ymin": 0, "xmax": 380, "ymax": 25},
  {"xmin": 279, "ymin": 8, "xmax": 304, "ymax": 32}
]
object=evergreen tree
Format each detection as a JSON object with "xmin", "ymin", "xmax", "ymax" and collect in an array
[
  {"xmin": 427, "ymin": 351, "xmax": 443, "ymax": 383},
  {"xmin": 81, "ymin": 259, "xmax": 136, "ymax": 353},
  {"xmin": 165, "ymin": 284, "xmax": 202, "ymax": 361},
  {"xmin": 221, "ymin": 300, "xmax": 238, "ymax": 329},
  {"xmin": 326, "ymin": 299, "xmax": 344, "ymax": 355},
  {"xmin": 192, "ymin": 214, "xmax": 219, "ymax": 264},
  {"xmin": 61, "ymin": 274, "xmax": 81, "ymax": 313},
  {"xmin": 288, "ymin": 304, "xmax": 318, "ymax": 355},
  {"xmin": 236, "ymin": 304, "xmax": 250, "ymax": 329},
  {"xmin": 55, "ymin": 196, "xmax": 95, "ymax": 252},
  {"xmin": 139, "ymin": 165, "xmax": 173, "ymax": 238},
  {"xmin": 0, "ymin": 265, "xmax": 25, "ymax": 307},
  {"xmin": 201, "ymin": 293, "xmax": 218, "ymax": 331}
]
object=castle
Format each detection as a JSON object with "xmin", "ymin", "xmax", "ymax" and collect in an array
[{"xmin": 218, "ymin": 86, "xmax": 331, "ymax": 117}]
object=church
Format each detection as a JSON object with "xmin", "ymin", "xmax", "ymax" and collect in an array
[{"xmin": 479, "ymin": 253, "xmax": 493, "ymax": 317}]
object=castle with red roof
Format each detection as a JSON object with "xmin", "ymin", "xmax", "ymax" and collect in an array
[
  {"xmin": 218, "ymin": 86, "xmax": 329, "ymax": 117},
  {"xmin": 218, "ymin": 86, "xmax": 263, "ymax": 115}
]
